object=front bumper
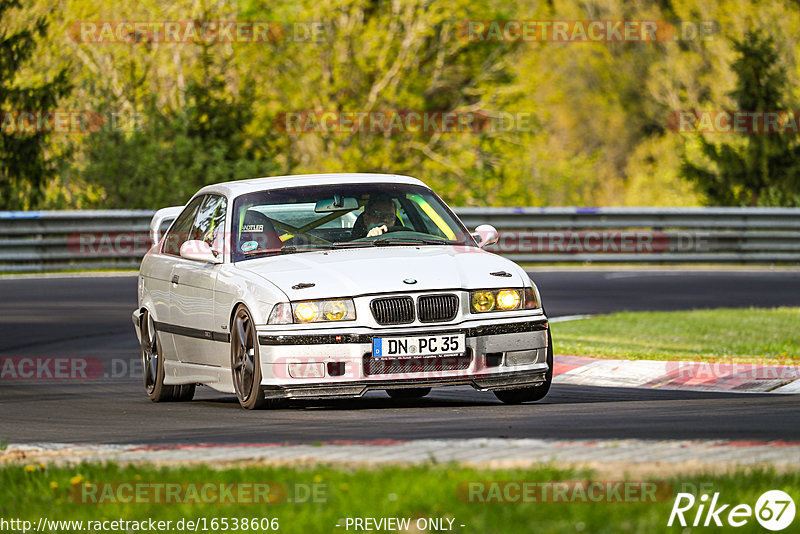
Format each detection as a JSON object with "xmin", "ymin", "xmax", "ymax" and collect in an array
[
  {"xmin": 260, "ymin": 368, "xmax": 549, "ymax": 399},
  {"xmin": 255, "ymin": 315, "xmax": 550, "ymax": 399}
]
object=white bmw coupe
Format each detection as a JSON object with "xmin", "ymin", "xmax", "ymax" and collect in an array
[{"xmin": 132, "ymin": 173, "xmax": 552, "ymax": 409}]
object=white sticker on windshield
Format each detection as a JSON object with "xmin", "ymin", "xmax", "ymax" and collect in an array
[{"xmin": 241, "ymin": 241, "xmax": 259, "ymax": 252}]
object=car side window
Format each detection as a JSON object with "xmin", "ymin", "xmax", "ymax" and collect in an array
[
  {"xmin": 162, "ymin": 196, "xmax": 205, "ymax": 256},
  {"xmin": 190, "ymin": 195, "xmax": 227, "ymax": 248}
]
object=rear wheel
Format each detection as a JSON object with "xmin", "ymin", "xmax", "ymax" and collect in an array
[
  {"xmin": 494, "ymin": 327, "xmax": 553, "ymax": 404},
  {"xmin": 141, "ymin": 309, "xmax": 181, "ymax": 402},
  {"xmin": 231, "ymin": 305, "xmax": 268, "ymax": 409},
  {"xmin": 386, "ymin": 387, "xmax": 431, "ymax": 399}
]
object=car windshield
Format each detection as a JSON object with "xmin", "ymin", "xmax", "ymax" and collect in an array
[{"xmin": 231, "ymin": 183, "xmax": 471, "ymax": 262}]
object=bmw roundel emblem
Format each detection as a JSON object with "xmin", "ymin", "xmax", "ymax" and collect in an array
[{"xmin": 403, "ymin": 278, "xmax": 417, "ymax": 284}]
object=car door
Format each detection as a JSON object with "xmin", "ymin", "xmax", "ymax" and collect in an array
[
  {"xmin": 150, "ymin": 195, "xmax": 204, "ymax": 361},
  {"xmin": 170, "ymin": 194, "xmax": 228, "ymax": 366}
]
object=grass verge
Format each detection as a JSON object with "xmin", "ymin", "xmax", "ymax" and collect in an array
[
  {"xmin": 1, "ymin": 462, "xmax": 798, "ymax": 533},
  {"xmin": 551, "ymin": 307, "xmax": 800, "ymax": 364}
]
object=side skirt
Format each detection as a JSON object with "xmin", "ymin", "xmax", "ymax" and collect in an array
[{"xmin": 163, "ymin": 360, "xmax": 235, "ymax": 393}]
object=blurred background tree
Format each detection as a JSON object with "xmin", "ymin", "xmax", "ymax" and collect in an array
[
  {"xmin": 0, "ymin": 0, "xmax": 71, "ymax": 209},
  {"xmin": 5, "ymin": 0, "xmax": 800, "ymax": 209},
  {"xmin": 79, "ymin": 47, "xmax": 278, "ymax": 208},
  {"xmin": 682, "ymin": 30, "xmax": 800, "ymax": 206}
]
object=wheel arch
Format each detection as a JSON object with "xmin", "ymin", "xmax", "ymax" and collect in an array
[
  {"xmin": 138, "ymin": 288, "xmax": 160, "ymax": 322},
  {"xmin": 229, "ymin": 300, "xmax": 251, "ymax": 330}
]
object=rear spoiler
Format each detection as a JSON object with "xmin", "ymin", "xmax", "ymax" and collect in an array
[{"xmin": 150, "ymin": 206, "xmax": 183, "ymax": 245}]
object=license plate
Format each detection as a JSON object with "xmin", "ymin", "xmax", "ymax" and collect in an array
[{"xmin": 372, "ymin": 333, "xmax": 465, "ymax": 358}]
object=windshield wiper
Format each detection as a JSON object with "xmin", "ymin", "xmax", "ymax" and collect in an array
[
  {"xmin": 243, "ymin": 246, "xmax": 297, "ymax": 258},
  {"xmin": 331, "ymin": 241, "xmax": 374, "ymax": 248},
  {"xmin": 330, "ymin": 238, "xmax": 452, "ymax": 248},
  {"xmin": 371, "ymin": 237, "xmax": 449, "ymax": 246}
]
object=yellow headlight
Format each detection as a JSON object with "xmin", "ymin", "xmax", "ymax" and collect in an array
[
  {"xmin": 294, "ymin": 302, "xmax": 317, "ymax": 322},
  {"xmin": 291, "ymin": 299, "xmax": 356, "ymax": 323},
  {"xmin": 322, "ymin": 300, "xmax": 347, "ymax": 321},
  {"xmin": 496, "ymin": 290, "xmax": 521, "ymax": 310},
  {"xmin": 471, "ymin": 291, "xmax": 496, "ymax": 312}
]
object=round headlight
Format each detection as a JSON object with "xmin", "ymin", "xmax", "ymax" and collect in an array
[
  {"xmin": 294, "ymin": 302, "xmax": 317, "ymax": 322},
  {"xmin": 322, "ymin": 300, "xmax": 347, "ymax": 321},
  {"xmin": 471, "ymin": 291, "xmax": 496, "ymax": 312},
  {"xmin": 496, "ymin": 290, "xmax": 521, "ymax": 310}
]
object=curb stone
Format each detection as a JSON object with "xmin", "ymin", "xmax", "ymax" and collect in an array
[
  {"xmin": 3, "ymin": 439, "xmax": 800, "ymax": 468},
  {"xmin": 554, "ymin": 355, "xmax": 800, "ymax": 393}
]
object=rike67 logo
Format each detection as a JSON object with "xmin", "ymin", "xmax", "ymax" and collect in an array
[{"xmin": 669, "ymin": 490, "xmax": 795, "ymax": 531}]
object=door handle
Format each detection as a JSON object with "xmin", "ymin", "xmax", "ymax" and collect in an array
[{"xmin": 172, "ymin": 275, "xmax": 180, "ymax": 284}]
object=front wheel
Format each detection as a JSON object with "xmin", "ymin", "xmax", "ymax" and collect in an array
[
  {"xmin": 231, "ymin": 305, "xmax": 267, "ymax": 409},
  {"xmin": 494, "ymin": 327, "xmax": 553, "ymax": 404}
]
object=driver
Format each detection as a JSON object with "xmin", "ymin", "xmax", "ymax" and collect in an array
[{"xmin": 362, "ymin": 197, "xmax": 398, "ymax": 237}]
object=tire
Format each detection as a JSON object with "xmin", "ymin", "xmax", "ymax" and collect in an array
[
  {"xmin": 174, "ymin": 383, "xmax": 196, "ymax": 401},
  {"xmin": 386, "ymin": 387, "xmax": 431, "ymax": 399},
  {"xmin": 494, "ymin": 327, "xmax": 553, "ymax": 404},
  {"xmin": 231, "ymin": 305, "xmax": 268, "ymax": 409},
  {"xmin": 140, "ymin": 309, "xmax": 177, "ymax": 402}
]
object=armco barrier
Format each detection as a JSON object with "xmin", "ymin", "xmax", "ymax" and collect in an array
[
  {"xmin": 1, "ymin": 207, "xmax": 800, "ymax": 272},
  {"xmin": 0, "ymin": 210, "xmax": 153, "ymax": 272},
  {"xmin": 458, "ymin": 207, "xmax": 800, "ymax": 264}
]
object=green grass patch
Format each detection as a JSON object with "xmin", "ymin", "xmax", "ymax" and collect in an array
[
  {"xmin": 552, "ymin": 307, "xmax": 800, "ymax": 364},
  {"xmin": 1, "ymin": 462, "xmax": 798, "ymax": 533}
]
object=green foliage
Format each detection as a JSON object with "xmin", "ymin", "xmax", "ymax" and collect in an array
[
  {"xmin": 0, "ymin": 0, "xmax": 71, "ymax": 209},
  {"xmin": 3, "ymin": 461, "xmax": 799, "ymax": 534},
  {"xmin": 79, "ymin": 51, "xmax": 278, "ymax": 208},
  {"xmin": 254, "ymin": 0, "xmax": 527, "ymax": 206},
  {"xmin": 79, "ymin": 111, "xmax": 276, "ymax": 209},
  {"xmin": 8, "ymin": 0, "xmax": 800, "ymax": 208},
  {"xmin": 682, "ymin": 30, "xmax": 800, "ymax": 206}
]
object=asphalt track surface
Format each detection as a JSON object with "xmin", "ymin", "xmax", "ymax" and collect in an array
[{"xmin": 1, "ymin": 269, "xmax": 799, "ymax": 445}]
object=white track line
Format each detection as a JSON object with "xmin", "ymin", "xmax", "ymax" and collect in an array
[{"xmin": 548, "ymin": 314, "xmax": 593, "ymax": 323}]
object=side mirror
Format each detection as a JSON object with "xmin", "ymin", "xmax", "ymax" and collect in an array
[
  {"xmin": 472, "ymin": 224, "xmax": 499, "ymax": 248},
  {"xmin": 180, "ymin": 240, "xmax": 222, "ymax": 264}
]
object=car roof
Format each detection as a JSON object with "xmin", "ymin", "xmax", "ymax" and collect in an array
[{"xmin": 194, "ymin": 173, "xmax": 429, "ymax": 199}]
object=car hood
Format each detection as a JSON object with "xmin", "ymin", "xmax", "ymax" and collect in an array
[{"xmin": 236, "ymin": 246, "xmax": 527, "ymax": 300}]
